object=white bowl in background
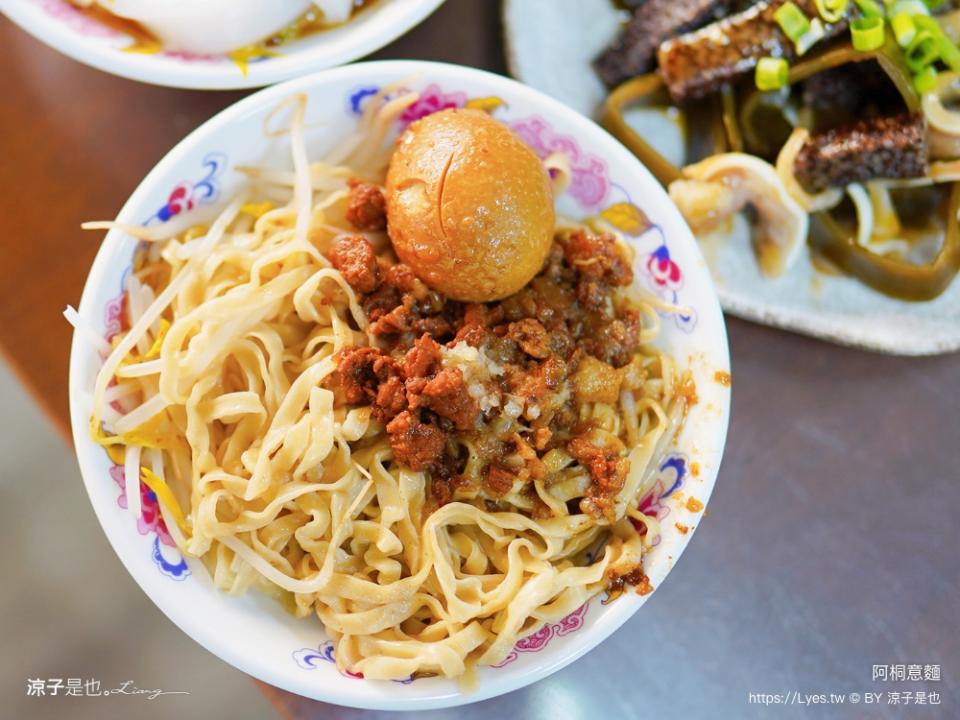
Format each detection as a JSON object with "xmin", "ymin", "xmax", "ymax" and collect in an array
[
  {"xmin": 68, "ymin": 60, "xmax": 731, "ymax": 710},
  {"xmin": 0, "ymin": 0, "xmax": 445, "ymax": 89}
]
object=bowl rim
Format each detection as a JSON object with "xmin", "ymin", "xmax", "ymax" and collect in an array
[
  {"xmin": 0, "ymin": 0, "xmax": 446, "ymax": 89},
  {"xmin": 67, "ymin": 59, "xmax": 731, "ymax": 709}
]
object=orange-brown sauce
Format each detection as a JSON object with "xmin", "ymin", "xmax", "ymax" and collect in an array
[
  {"xmin": 678, "ymin": 372, "xmax": 699, "ymax": 407},
  {"xmin": 713, "ymin": 370, "xmax": 732, "ymax": 387},
  {"xmin": 606, "ymin": 566, "xmax": 649, "ymax": 600},
  {"xmin": 634, "ymin": 574, "xmax": 654, "ymax": 596},
  {"xmin": 262, "ymin": 0, "xmax": 376, "ymax": 47},
  {"xmin": 70, "ymin": 4, "xmax": 157, "ymax": 52},
  {"xmin": 70, "ymin": 0, "xmax": 377, "ymax": 57}
]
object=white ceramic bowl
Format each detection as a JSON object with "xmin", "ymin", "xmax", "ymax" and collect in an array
[
  {"xmin": 0, "ymin": 0, "xmax": 445, "ymax": 89},
  {"xmin": 68, "ymin": 60, "xmax": 731, "ymax": 710}
]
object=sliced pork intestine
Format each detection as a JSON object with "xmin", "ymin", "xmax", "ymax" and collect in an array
[{"xmin": 669, "ymin": 153, "xmax": 808, "ymax": 277}]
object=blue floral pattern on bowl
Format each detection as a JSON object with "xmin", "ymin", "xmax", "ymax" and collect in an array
[
  {"xmin": 99, "ymin": 151, "xmax": 227, "ymax": 580},
  {"xmin": 293, "ymin": 642, "xmax": 416, "ymax": 684}
]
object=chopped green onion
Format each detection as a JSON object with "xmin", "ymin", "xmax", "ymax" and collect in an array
[
  {"xmin": 851, "ymin": 16, "xmax": 886, "ymax": 50},
  {"xmin": 890, "ymin": 0, "xmax": 929, "ymax": 17},
  {"xmin": 796, "ymin": 18, "xmax": 828, "ymax": 54},
  {"xmin": 755, "ymin": 57, "xmax": 790, "ymax": 91},
  {"xmin": 775, "ymin": 2, "xmax": 812, "ymax": 42},
  {"xmin": 905, "ymin": 30, "xmax": 941, "ymax": 72},
  {"xmin": 891, "ymin": 12, "xmax": 916, "ymax": 47},
  {"xmin": 913, "ymin": 64, "xmax": 938, "ymax": 93},
  {"xmin": 854, "ymin": 0, "xmax": 884, "ymax": 17},
  {"xmin": 815, "ymin": 0, "xmax": 849, "ymax": 23},
  {"xmin": 938, "ymin": 35, "xmax": 960, "ymax": 72},
  {"xmin": 912, "ymin": 15, "xmax": 942, "ymax": 36}
]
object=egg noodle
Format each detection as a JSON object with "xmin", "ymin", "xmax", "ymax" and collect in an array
[{"xmin": 73, "ymin": 90, "xmax": 690, "ymax": 680}]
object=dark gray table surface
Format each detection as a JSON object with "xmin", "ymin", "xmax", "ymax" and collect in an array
[{"xmin": 3, "ymin": 0, "xmax": 957, "ymax": 717}]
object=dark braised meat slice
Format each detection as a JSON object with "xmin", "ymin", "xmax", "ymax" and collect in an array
[
  {"xmin": 327, "ymin": 235, "xmax": 381, "ymax": 294},
  {"xmin": 345, "ymin": 179, "xmax": 387, "ymax": 232},
  {"xmin": 594, "ymin": 0, "xmax": 734, "ymax": 88},
  {"xmin": 801, "ymin": 62, "xmax": 906, "ymax": 120},
  {"xmin": 793, "ymin": 112, "xmax": 928, "ymax": 193},
  {"xmin": 657, "ymin": 0, "xmax": 849, "ymax": 104}
]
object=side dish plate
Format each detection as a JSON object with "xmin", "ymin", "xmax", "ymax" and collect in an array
[{"xmin": 504, "ymin": 0, "xmax": 960, "ymax": 355}]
